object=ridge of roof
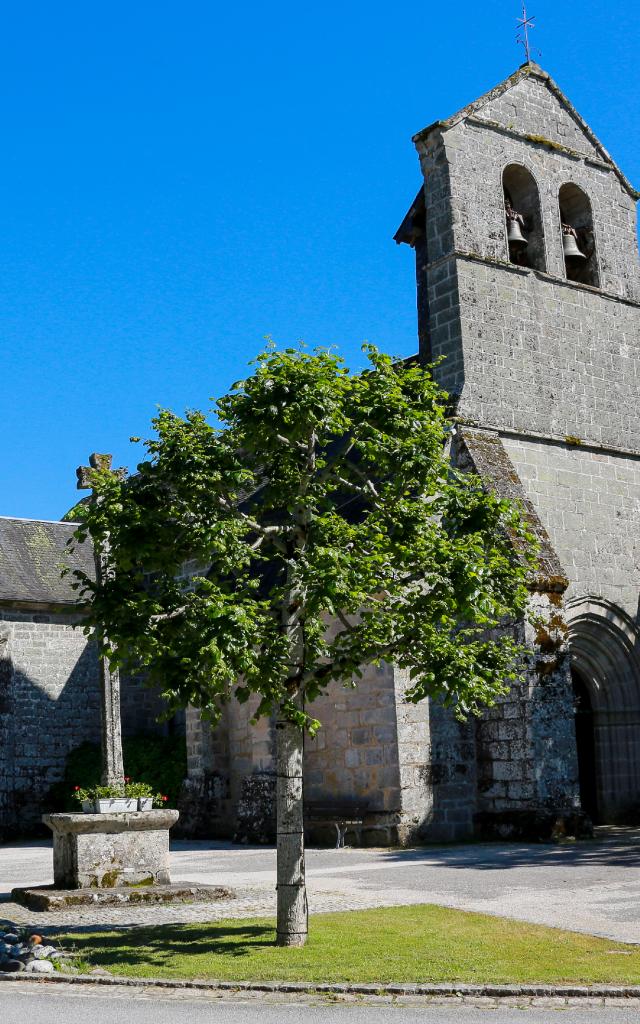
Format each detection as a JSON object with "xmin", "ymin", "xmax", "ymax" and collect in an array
[
  {"xmin": 412, "ymin": 62, "xmax": 638, "ymax": 201},
  {"xmin": 0, "ymin": 514, "xmax": 80, "ymax": 526}
]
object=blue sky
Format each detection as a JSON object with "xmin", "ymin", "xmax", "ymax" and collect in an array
[{"xmin": 2, "ymin": 0, "xmax": 639, "ymax": 520}]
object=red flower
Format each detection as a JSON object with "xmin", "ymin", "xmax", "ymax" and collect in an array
[
  {"xmin": 74, "ymin": 786, "xmax": 81, "ymax": 791},
  {"xmin": 162, "ymin": 795, "xmax": 168, "ymax": 802},
  {"xmin": 124, "ymin": 776, "xmax": 131, "ymax": 782}
]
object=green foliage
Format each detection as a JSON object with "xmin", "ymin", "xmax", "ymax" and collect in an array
[
  {"xmin": 122, "ymin": 733, "xmax": 186, "ymax": 805},
  {"xmin": 70, "ymin": 780, "xmax": 156, "ymax": 804},
  {"xmin": 61, "ymin": 502, "xmax": 86, "ymax": 523},
  {"xmin": 68, "ymin": 344, "xmax": 537, "ymax": 731},
  {"xmin": 124, "ymin": 781, "xmax": 154, "ymax": 799},
  {"xmin": 47, "ymin": 733, "xmax": 186, "ymax": 811},
  {"xmin": 72, "ymin": 784, "xmax": 125, "ymax": 803}
]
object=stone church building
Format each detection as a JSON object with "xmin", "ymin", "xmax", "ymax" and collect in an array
[{"xmin": 2, "ymin": 62, "xmax": 640, "ymax": 843}]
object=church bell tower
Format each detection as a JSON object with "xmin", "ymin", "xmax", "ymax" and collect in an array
[{"xmin": 396, "ymin": 62, "xmax": 640, "ymax": 836}]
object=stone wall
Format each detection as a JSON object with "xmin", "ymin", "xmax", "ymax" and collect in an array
[
  {"xmin": 392, "ymin": 668, "xmax": 432, "ymax": 843},
  {"xmin": 502, "ymin": 435, "xmax": 640, "ymax": 823},
  {"xmin": 414, "ymin": 67, "xmax": 640, "ymax": 452},
  {"xmin": 182, "ymin": 695, "xmax": 275, "ymax": 839},
  {"xmin": 445, "ymin": 427, "xmax": 582, "ymax": 835},
  {"xmin": 419, "ymin": 68, "xmax": 640, "ymax": 300},
  {"xmin": 502, "ymin": 436, "xmax": 640, "ymax": 617},
  {"xmin": 421, "ymin": 254, "xmax": 640, "ymax": 447},
  {"xmin": 474, "ymin": 591, "xmax": 581, "ymax": 838},
  {"xmin": 120, "ymin": 671, "xmax": 174, "ymax": 740},
  {"xmin": 0, "ymin": 607, "xmax": 101, "ymax": 837},
  {"xmin": 304, "ymin": 662, "xmax": 431, "ymax": 845},
  {"xmin": 304, "ymin": 663, "xmax": 399, "ymax": 812},
  {"xmin": 421, "ymin": 701, "xmax": 476, "ymax": 842},
  {"xmin": 407, "ymin": 63, "xmax": 640, "ymax": 833},
  {"xmin": 0, "ymin": 604, "xmax": 180, "ymax": 839},
  {"xmin": 454, "ymin": 260, "xmax": 640, "ymax": 449},
  {"xmin": 184, "ymin": 659, "xmax": 434, "ymax": 846}
]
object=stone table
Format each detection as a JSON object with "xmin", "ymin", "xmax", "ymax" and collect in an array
[{"xmin": 43, "ymin": 810, "xmax": 180, "ymax": 889}]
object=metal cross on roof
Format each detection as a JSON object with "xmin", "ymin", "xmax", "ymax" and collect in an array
[{"xmin": 516, "ymin": 2, "xmax": 536, "ymax": 63}]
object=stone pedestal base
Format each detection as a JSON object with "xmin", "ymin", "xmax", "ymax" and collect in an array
[
  {"xmin": 12, "ymin": 881, "xmax": 235, "ymax": 911},
  {"xmin": 43, "ymin": 810, "xmax": 180, "ymax": 889}
]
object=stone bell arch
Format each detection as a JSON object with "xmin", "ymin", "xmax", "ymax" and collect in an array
[{"xmin": 566, "ymin": 597, "xmax": 640, "ymax": 824}]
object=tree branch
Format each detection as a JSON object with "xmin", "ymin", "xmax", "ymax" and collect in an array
[
  {"xmin": 317, "ymin": 435, "xmax": 356, "ymax": 481},
  {"xmin": 334, "ymin": 475, "xmax": 368, "ymax": 497},
  {"xmin": 348, "ymin": 461, "xmax": 380, "ymax": 499},
  {"xmin": 217, "ymin": 495, "xmax": 288, "ymax": 540},
  {"xmin": 150, "ymin": 605, "xmax": 187, "ymax": 623},
  {"xmin": 336, "ymin": 609, "xmax": 353, "ymax": 633},
  {"xmin": 276, "ymin": 434, "xmax": 307, "ymax": 451}
]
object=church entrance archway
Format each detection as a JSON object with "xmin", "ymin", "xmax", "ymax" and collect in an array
[
  {"xmin": 566, "ymin": 598, "xmax": 640, "ymax": 824},
  {"xmin": 571, "ymin": 667, "xmax": 598, "ymax": 821}
]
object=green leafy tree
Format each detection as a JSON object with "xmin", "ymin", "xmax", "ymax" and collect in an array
[{"xmin": 69, "ymin": 345, "xmax": 534, "ymax": 946}]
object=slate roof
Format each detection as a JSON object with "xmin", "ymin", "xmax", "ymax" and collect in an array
[
  {"xmin": 0, "ymin": 517, "xmax": 95, "ymax": 605},
  {"xmin": 455, "ymin": 427, "xmax": 568, "ymax": 594}
]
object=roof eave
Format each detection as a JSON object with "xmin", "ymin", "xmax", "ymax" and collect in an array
[
  {"xmin": 393, "ymin": 187, "xmax": 426, "ymax": 247},
  {"xmin": 0, "ymin": 597, "xmax": 88, "ymax": 612}
]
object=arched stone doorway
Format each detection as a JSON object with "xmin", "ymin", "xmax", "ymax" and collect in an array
[
  {"xmin": 571, "ymin": 667, "xmax": 598, "ymax": 821},
  {"xmin": 566, "ymin": 598, "xmax": 640, "ymax": 824}
]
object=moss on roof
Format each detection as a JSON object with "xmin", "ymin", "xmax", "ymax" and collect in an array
[{"xmin": 0, "ymin": 517, "xmax": 95, "ymax": 605}]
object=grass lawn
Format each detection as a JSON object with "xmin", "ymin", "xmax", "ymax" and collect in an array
[{"xmin": 58, "ymin": 905, "xmax": 640, "ymax": 985}]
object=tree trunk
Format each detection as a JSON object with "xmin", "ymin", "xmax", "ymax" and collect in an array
[
  {"xmin": 275, "ymin": 714, "xmax": 308, "ymax": 947},
  {"xmin": 276, "ymin": 434, "xmax": 314, "ymax": 947}
]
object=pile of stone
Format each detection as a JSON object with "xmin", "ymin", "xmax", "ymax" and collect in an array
[{"xmin": 0, "ymin": 929, "xmax": 67, "ymax": 974}]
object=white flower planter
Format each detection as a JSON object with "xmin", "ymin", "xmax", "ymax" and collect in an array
[
  {"xmin": 95, "ymin": 798, "xmax": 137, "ymax": 813},
  {"xmin": 81, "ymin": 800, "xmax": 93, "ymax": 813},
  {"xmin": 137, "ymin": 797, "xmax": 153, "ymax": 811}
]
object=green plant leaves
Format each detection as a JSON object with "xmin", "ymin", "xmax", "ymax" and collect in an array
[{"xmin": 70, "ymin": 344, "xmax": 535, "ymax": 732}]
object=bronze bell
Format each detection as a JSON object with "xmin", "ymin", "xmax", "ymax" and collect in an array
[
  {"xmin": 507, "ymin": 216, "xmax": 528, "ymax": 250},
  {"xmin": 562, "ymin": 229, "xmax": 586, "ymax": 260}
]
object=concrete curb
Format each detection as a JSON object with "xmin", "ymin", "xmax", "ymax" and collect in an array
[{"xmin": 2, "ymin": 972, "xmax": 640, "ymax": 1000}]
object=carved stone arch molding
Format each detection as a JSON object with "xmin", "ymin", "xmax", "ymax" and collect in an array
[
  {"xmin": 565, "ymin": 597, "xmax": 640, "ymax": 822},
  {"xmin": 565, "ymin": 597, "xmax": 640, "ymax": 712}
]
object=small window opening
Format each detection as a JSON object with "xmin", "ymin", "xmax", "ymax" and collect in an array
[
  {"xmin": 502, "ymin": 164, "xmax": 546, "ymax": 271},
  {"xmin": 559, "ymin": 183, "xmax": 599, "ymax": 287}
]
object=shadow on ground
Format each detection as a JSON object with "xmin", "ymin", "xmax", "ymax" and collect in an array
[
  {"xmin": 48, "ymin": 921, "xmax": 275, "ymax": 964},
  {"xmin": 376, "ymin": 828, "xmax": 640, "ymax": 871}
]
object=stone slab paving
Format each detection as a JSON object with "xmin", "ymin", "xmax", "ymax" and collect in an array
[{"xmin": 1, "ymin": 829, "xmax": 640, "ymax": 942}]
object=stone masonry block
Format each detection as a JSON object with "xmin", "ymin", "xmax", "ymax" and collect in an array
[{"xmin": 43, "ymin": 811, "xmax": 179, "ymax": 889}]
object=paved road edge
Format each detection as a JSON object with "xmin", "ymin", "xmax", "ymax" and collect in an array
[{"xmin": 2, "ymin": 972, "xmax": 640, "ymax": 1000}]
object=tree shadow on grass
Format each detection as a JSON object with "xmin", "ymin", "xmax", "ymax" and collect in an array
[{"xmin": 62, "ymin": 921, "xmax": 276, "ymax": 969}]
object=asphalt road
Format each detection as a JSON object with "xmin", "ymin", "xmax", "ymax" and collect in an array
[{"xmin": 0, "ymin": 984, "xmax": 638, "ymax": 1024}]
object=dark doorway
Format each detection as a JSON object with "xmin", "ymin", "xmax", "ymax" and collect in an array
[{"xmin": 572, "ymin": 668, "xmax": 599, "ymax": 822}]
